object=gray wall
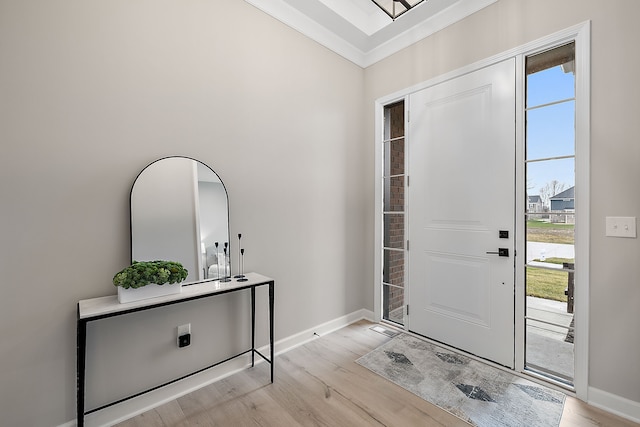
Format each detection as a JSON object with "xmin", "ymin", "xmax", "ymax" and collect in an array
[
  {"xmin": 363, "ymin": 0, "xmax": 640, "ymax": 406},
  {"xmin": 0, "ymin": 0, "xmax": 365, "ymax": 425}
]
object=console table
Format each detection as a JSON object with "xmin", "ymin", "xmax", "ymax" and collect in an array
[{"xmin": 77, "ymin": 272, "xmax": 274, "ymax": 427}]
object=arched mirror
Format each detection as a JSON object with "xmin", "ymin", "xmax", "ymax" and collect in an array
[{"xmin": 130, "ymin": 157, "xmax": 230, "ymax": 284}]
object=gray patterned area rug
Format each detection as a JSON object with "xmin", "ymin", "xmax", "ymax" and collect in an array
[{"xmin": 357, "ymin": 333, "xmax": 565, "ymax": 427}]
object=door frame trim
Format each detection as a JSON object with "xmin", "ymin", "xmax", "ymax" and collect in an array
[{"xmin": 374, "ymin": 21, "xmax": 590, "ymax": 400}]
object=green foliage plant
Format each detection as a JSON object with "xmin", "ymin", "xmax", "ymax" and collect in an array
[{"xmin": 113, "ymin": 260, "xmax": 188, "ymax": 289}]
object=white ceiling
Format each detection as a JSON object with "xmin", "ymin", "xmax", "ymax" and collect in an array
[{"xmin": 244, "ymin": 0, "xmax": 497, "ymax": 67}]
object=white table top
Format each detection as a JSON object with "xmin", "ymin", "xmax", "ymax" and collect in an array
[{"xmin": 78, "ymin": 272, "xmax": 273, "ymax": 320}]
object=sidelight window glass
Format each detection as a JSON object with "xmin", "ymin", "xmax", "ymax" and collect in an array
[
  {"xmin": 524, "ymin": 42, "xmax": 576, "ymax": 386},
  {"xmin": 382, "ymin": 101, "xmax": 406, "ymax": 326}
]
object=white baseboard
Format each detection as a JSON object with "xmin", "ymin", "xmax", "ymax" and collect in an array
[
  {"xmin": 272, "ymin": 308, "xmax": 374, "ymax": 356},
  {"xmin": 588, "ymin": 386, "xmax": 640, "ymax": 424},
  {"xmin": 64, "ymin": 308, "xmax": 375, "ymax": 427}
]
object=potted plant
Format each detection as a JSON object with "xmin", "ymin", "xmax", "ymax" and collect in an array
[{"xmin": 113, "ymin": 260, "xmax": 188, "ymax": 303}]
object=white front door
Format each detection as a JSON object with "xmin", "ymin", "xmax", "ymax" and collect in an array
[{"xmin": 408, "ymin": 58, "xmax": 516, "ymax": 368}]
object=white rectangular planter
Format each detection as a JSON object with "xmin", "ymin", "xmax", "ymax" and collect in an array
[{"xmin": 117, "ymin": 283, "xmax": 182, "ymax": 303}]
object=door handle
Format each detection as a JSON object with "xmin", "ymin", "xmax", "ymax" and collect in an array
[{"xmin": 486, "ymin": 248, "xmax": 509, "ymax": 257}]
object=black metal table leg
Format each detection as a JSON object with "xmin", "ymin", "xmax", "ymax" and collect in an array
[
  {"xmin": 251, "ymin": 286, "xmax": 256, "ymax": 367},
  {"xmin": 269, "ymin": 281, "xmax": 274, "ymax": 383},
  {"xmin": 77, "ymin": 311, "xmax": 86, "ymax": 427}
]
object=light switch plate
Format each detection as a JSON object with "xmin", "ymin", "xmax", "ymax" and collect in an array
[{"xmin": 605, "ymin": 216, "xmax": 637, "ymax": 238}]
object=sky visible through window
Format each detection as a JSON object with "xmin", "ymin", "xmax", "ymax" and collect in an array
[{"xmin": 526, "ymin": 65, "xmax": 575, "ymax": 198}]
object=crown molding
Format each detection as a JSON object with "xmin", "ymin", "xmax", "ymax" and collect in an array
[{"xmin": 244, "ymin": 0, "xmax": 497, "ymax": 68}]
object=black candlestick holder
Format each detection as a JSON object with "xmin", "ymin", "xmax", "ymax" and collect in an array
[
  {"xmin": 234, "ymin": 233, "xmax": 245, "ymax": 279},
  {"xmin": 237, "ymin": 248, "xmax": 248, "ymax": 282},
  {"xmin": 214, "ymin": 242, "xmax": 220, "ymax": 281}
]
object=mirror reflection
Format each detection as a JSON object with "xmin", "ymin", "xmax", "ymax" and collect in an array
[{"xmin": 130, "ymin": 157, "xmax": 230, "ymax": 283}]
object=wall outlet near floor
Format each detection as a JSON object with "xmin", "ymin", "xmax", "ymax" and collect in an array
[{"xmin": 605, "ymin": 216, "xmax": 637, "ymax": 238}]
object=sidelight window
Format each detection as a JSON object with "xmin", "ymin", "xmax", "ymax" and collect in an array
[
  {"xmin": 524, "ymin": 42, "xmax": 576, "ymax": 386},
  {"xmin": 382, "ymin": 101, "xmax": 406, "ymax": 325}
]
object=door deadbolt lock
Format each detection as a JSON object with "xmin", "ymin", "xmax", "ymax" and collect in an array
[{"xmin": 486, "ymin": 248, "xmax": 509, "ymax": 257}]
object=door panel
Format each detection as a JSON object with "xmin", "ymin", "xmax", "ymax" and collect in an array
[
  {"xmin": 423, "ymin": 252, "xmax": 490, "ymax": 326},
  {"xmin": 408, "ymin": 59, "xmax": 516, "ymax": 368}
]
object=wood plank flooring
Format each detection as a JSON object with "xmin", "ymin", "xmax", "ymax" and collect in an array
[{"xmin": 116, "ymin": 320, "xmax": 639, "ymax": 427}]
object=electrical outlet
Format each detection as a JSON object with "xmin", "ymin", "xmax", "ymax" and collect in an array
[
  {"xmin": 605, "ymin": 216, "xmax": 637, "ymax": 238},
  {"xmin": 178, "ymin": 334, "xmax": 191, "ymax": 348},
  {"xmin": 177, "ymin": 324, "xmax": 191, "ymax": 348}
]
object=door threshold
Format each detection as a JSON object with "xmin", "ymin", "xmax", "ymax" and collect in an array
[{"xmin": 523, "ymin": 365, "xmax": 575, "ymax": 393}]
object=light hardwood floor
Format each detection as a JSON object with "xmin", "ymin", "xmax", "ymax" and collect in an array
[{"xmin": 117, "ymin": 320, "xmax": 639, "ymax": 427}]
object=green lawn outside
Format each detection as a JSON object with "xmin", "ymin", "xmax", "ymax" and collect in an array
[
  {"xmin": 526, "ymin": 267, "xmax": 568, "ymax": 302},
  {"xmin": 527, "ymin": 219, "xmax": 574, "ymax": 230},
  {"xmin": 526, "ymin": 220, "xmax": 574, "ymax": 300},
  {"xmin": 527, "ymin": 219, "xmax": 575, "ymax": 244}
]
